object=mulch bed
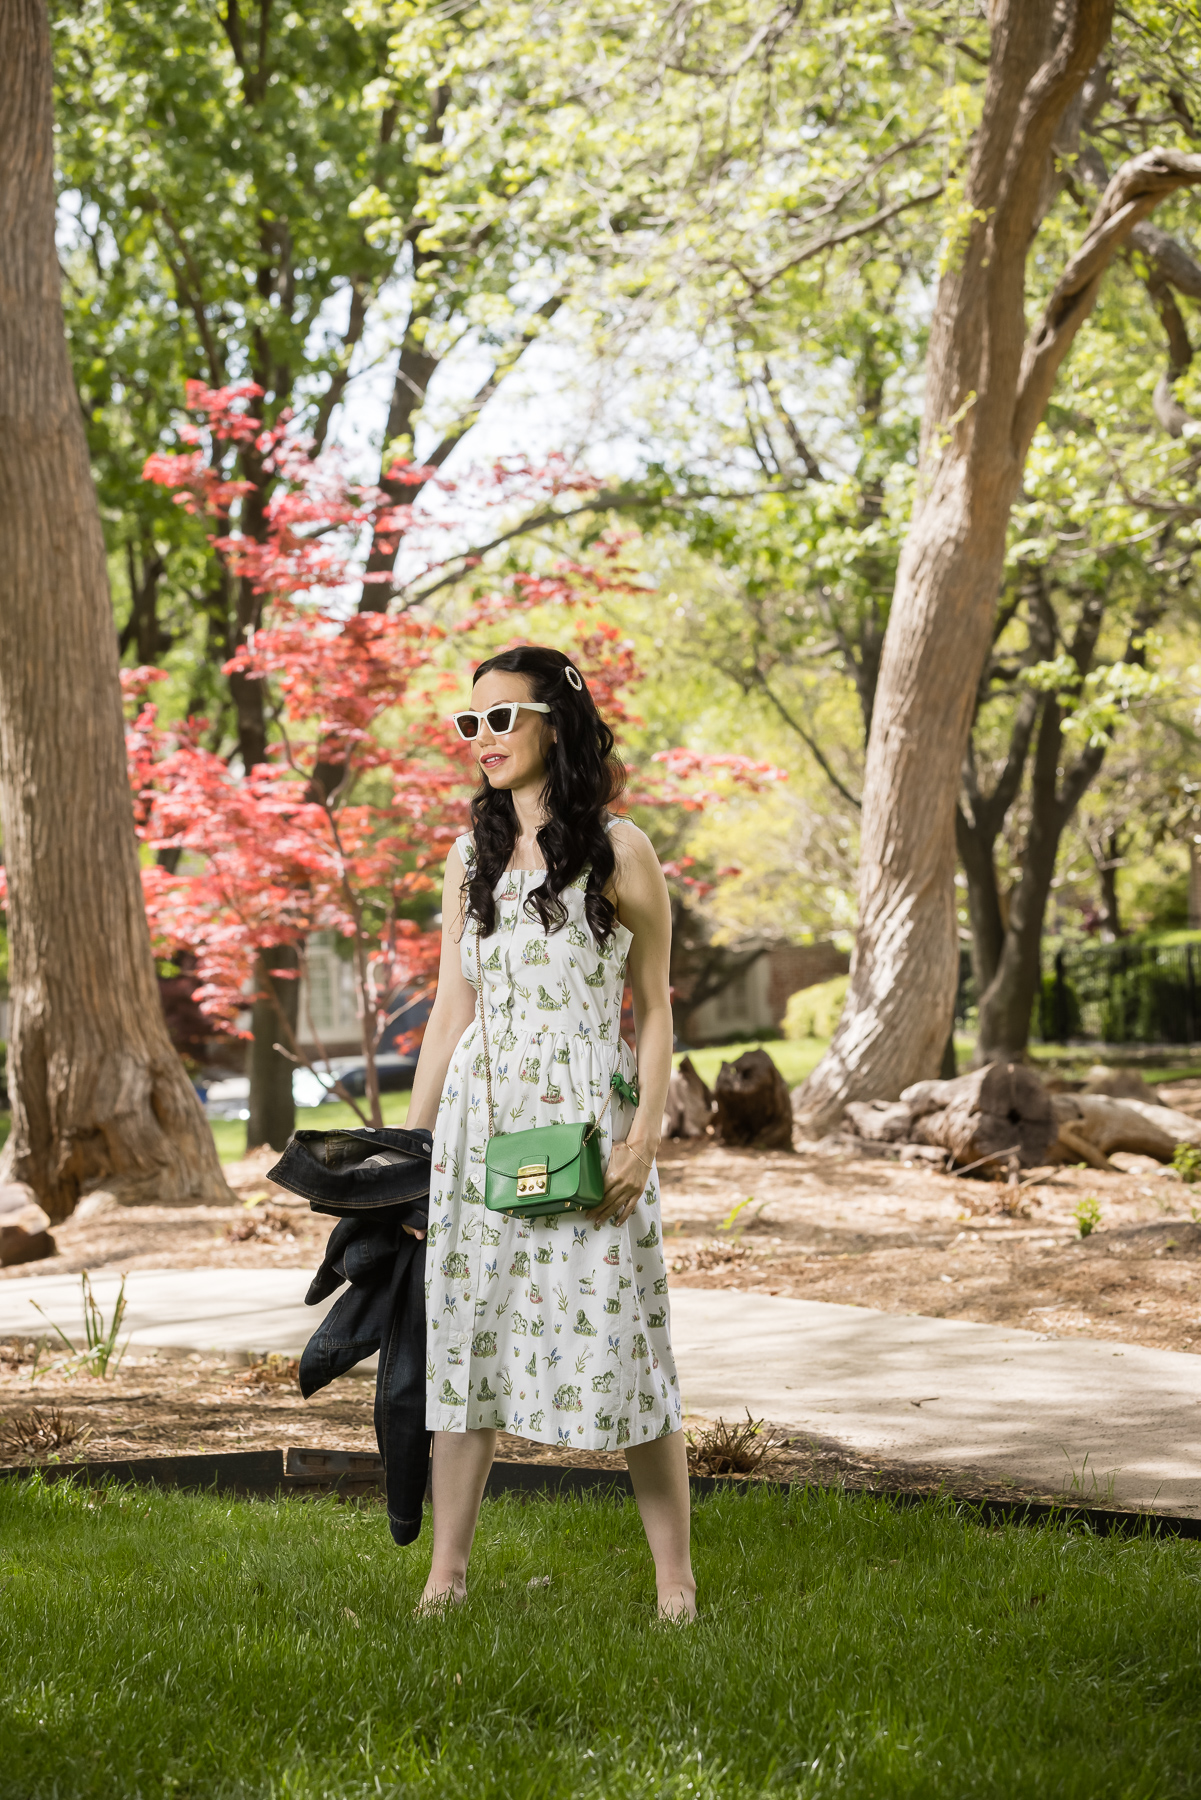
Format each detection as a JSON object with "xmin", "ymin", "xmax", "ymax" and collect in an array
[{"xmin": 0, "ymin": 1338, "xmax": 1064, "ymax": 1512}]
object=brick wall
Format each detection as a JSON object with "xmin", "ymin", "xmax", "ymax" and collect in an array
[{"xmin": 765, "ymin": 943, "xmax": 850, "ymax": 1025}]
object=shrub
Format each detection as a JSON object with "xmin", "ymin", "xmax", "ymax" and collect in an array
[
  {"xmin": 783, "ymin": 974, "xmax": 849, "ymax": 1040},
  {"xmin": 1172, "ymin": 1143, "xmax": 1201, "ymax": 1184},
  {"xmin": 1035, "ymin": 972, "xmax": 1081, "ymax": 1042},
  {"xmin": 1132, "ymin": 964, "xmax": 1193, "ymax": 1043},
  {"xmin": 1073, "ymin": 1193, "xmax": 1102, "ymax": 1238}
]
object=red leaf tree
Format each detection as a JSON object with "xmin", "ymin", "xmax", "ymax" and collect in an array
[{"xmin": 132, "ymin": 387, "xmax": 659, "ymax": 1140}]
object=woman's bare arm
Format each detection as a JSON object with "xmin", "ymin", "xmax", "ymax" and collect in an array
[
  {"xmin": 406, "ymin": 845, "xmax": 478, "ymax": 1135},
  {"xmin": 588, "ymin": 820, "xmax": 674, "ymax": 1226}
]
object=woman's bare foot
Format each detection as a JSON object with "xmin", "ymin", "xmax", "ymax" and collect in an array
[
  {"xmin": 657, "ymin": 1582, "xmax": 697, "ymax": 1621},
  {"xmin": 416, "ymin": 1575, "xmax": 466, "ymax": 1615}
]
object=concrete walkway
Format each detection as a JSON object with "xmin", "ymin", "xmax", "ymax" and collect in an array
[{"xmin": 2, "ymin": 1271, "xmax": 1198, "ymax": 1517}]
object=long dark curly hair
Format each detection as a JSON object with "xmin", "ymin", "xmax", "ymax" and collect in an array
[{"xmin": 464, "ymin": 644, "xmax": 626, "ymax": 942}]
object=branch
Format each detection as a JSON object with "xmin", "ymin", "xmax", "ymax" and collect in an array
[
  {"xmin": 312, "ymin": 279, "xmax": 367, "ymax": 452},
  {"xmin": 1129, "ymin": 218, "xmax": 1201, "ymax": 297},
  {"xmin": 753, "ymin": 674, "xmax": 861, "ymax": 810},
  {"xmin": 422, "ymin": 296, "xmax": 564, "ymax": 474},
  {"xmin": 1016, "ymin": 149, "xmax": 1201, "ymax": 454},
  {"xmin": 150, "ymin": 203, "xmax": 226, "ymax": 386},
  {"xmin": 407, "ymin": 480, "xmax": 803, "ymax": 606},
  {"xmin": 1146, "ymin": 272, "xmax": 1195, "ymax": 437},
  {"xmin": 739, "ymin": 184, "xmax": 944, "ymax": 298},
  {"xmin": 761, "ymin": 359, "xmax": 824, "ymax": 480}
]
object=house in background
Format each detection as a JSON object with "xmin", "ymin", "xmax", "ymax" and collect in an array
[
  {"xmin": 298, "ymin": 933, "xmax": 362, "ymax": 1058},
  {"xmin": 296, "ymin": 932, "xmax": 434, "ymax": 1062},
  {"xmin": 681, "ymin": 939, "xmax": 850, "ymax": 1044}
]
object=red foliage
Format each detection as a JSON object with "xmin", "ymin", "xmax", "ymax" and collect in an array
[
  {"xmin": 129, "ymin": 389, "xmax": 668, "ymax": 1101},
  {"xmin": 113, "ymin": 385, "xmax": 790, "ymax": 1111}
]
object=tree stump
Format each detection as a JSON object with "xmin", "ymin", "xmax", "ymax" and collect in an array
[
  {"xmin": 901, "ymin": 1063, "xmax": 1054, "ymax": 1169},
  {"xmin": 0, "ymin": 1183, "xmax": 54, "ymax": 1267},
  {"xmin": 714, "ymin": 1050, "xmax": 793, "ymax": 1150},
  {"xmin": 662, "ymin": 1056, "xmax": 713, "ymax": 1139}
]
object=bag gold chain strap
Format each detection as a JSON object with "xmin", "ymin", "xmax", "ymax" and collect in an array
[{"xmin": 475, "ymin": 919, "xmax": 618, "ymax": 1145}]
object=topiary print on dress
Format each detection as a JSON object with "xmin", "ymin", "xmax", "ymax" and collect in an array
[{"xmin": 424, "ymin": 828, "xmax": 682, "ymax": 1451}]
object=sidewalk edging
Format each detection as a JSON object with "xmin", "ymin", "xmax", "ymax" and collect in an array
[{"xmin": 2, "ymin": 1447, "xmax": 1198, "ymax": 1542}]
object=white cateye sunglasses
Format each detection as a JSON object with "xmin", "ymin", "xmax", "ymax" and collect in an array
[{"xmin": 450, "ymin": 701, "xmax": 551, "ymax": 741}]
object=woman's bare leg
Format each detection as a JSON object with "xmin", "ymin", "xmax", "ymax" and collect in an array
[
  {"xmin": 625, "ymin": 1431, "xmax": 696, "ymax": 1618},
  {"xmin": 420, "ymin": 1427, "xmax": 497, "ymax": 1608}
]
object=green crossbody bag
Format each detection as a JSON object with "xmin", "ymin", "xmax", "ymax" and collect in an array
[{"xmin": 474, "ymin": 922, "xmax": 638, "ymax": 1220}]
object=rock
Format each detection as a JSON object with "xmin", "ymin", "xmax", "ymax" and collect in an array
[
  {"xmin": 0, "ymin": 1185, "xmax": 55, "ymax": 1267},
  {"xmin": 1080, "ymin": 1066, "xmax": 1163, "ymax": 1103},
  {"xmin": 1108, "ymin": 1152, "xmax": 1170, "ymax": 1176},
  {"xmin": 72, "ymin": 1192, "xmax": 122, "ymax": 1223},
  {"xmin": 713, "ymin": 1050, "xmax": 794, "ymax": 1150},
  {"xmin": 0, "ymin": 1182, "xmax": 39, "ymax": 1220},
  {"xmin": 662, "ymin": 1056, "xmax": 714, "ymax": 1139},
  {"xmin": 0, "ymin": 1223, "xmax": 56, "ymax": 1267}
]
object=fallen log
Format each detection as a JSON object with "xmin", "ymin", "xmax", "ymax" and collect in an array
[
  {"xmin": 900, "ymin": 1064, "xmax": 1055, "ymax": 1170},
  {"xmin": 843, "ymin": 1100, "xmax": 914, "ymax": 1143},
  {"xmin": 1047, "ymin": 1093, "xmax": 1191, "ymax": 1163},
  {"xmin": 1105, "ymin": 1097, "xmax": 1201, "ymax": 1147},
  {"xmin": 714, "ymin": 1050, "xmax": 794, "ymax": 1150},
  {"xmin": 662, "ymin": 1056, "xmax": 713, "ymax": 1140}
]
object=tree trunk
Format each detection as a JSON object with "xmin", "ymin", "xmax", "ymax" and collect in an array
[
  {"xmin": 0, "ymin": 0, "xmax": 232, "ymax": 1221},
  {"xmin": 794, "ymin": 0, "xmax": 1201, "ymax": 1134},
  {"xmin": 246, "ymin": 944, "xmax": 300, "ymax": 1152},
  {"xmin": 1093, "ymin": 831, "xmax": 1123, "ymax": 940},
  {"xmin": 975, "ymin": 588, "xmax": 1145, "ymax": 1062},
  {"xmin": 975, "ymin": 690, "xmax": 1105, "ymax": 1060},
  {"xmin": 955, "ymin": 570, "xmax": 1052, "ymax": 999}
]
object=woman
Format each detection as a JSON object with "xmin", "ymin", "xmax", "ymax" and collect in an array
[{"xmin": 405, "ymin": 644, "xmax": 695, "ymax": 1618}]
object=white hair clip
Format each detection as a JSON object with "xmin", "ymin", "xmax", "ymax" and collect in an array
[{"xmin": 564, "ymin": 665, "xmax": 583, "ymax": 691}]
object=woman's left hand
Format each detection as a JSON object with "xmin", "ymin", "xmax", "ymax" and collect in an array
[{"xmin": 587, "ymin": 1140, "xmax": 655, "ymax": 1227}]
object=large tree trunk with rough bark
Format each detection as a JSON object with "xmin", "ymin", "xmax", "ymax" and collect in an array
[
  {"xmin": 247, "ymin": 945, "xmax": 301, "ymax": 1152},
  {"xmin": 794, "ymin": 0, "xmax": 1201, "ymax": 1134},
  {"xmin": 0, "ymin": 0, "xmax": 233, "ymax": 1221}
]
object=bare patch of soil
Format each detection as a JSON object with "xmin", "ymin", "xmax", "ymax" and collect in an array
[
  {"xmin": 3, "ymin": 1110, "xmax": 1201, "ymax": 1483},
  {"xmin": 0, "ymin": 1196, "xmax": 326, "ymax": 1284},
  {"xmin": 0, "ymin": 1342, "xmax": 1058, "ymax": 1508},
  {"xmin": 656, "ymin": 1134, "xmax": 1201, "ymax": 1355}
]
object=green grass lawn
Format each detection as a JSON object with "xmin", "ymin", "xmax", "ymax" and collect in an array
[
  {"xmin": 2, "ymin": 1481, "xmax": 1200, "ymax": 1799},
  {"xmin": 210, "ymin": 1091, "xmax": 412, "ymax": 1164},
  {"xmin": 676, "ymin": 1038, "xmax": 828, "ymax": 1090}
]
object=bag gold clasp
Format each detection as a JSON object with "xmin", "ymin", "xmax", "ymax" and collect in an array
[{"xmin": 516, "ymin": 1163, "xmax": 548, "ymax": 1197}]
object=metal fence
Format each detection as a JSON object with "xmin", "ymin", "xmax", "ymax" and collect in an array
[{"xmin": 955, "ymin": 939, "xmax": 1201, "ymax": 1045}]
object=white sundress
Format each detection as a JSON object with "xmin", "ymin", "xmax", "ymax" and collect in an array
[{"xmin": 424, "ymin": 830, "xmax": 683, "ymax": 1450}]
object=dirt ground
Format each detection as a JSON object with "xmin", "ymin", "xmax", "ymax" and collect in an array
[{"xmin": 3, "ymin": 1094, "xmax": 1201, "ymax": 1497}]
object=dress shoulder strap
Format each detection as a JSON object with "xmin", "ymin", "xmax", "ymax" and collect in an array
[{"xmin": 454, "ymin": 832, "xmax": 477, "ymax": 868}]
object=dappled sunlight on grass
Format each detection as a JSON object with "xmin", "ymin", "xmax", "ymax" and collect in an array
[{"xmin": 1, "ymin": 1481, "xmax": 1199, "ymax": 1797}]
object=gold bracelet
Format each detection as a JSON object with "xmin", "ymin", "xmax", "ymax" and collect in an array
[{"xmin": 623, "ymin": 1142, "xmax": 655, "ymax": 1171}]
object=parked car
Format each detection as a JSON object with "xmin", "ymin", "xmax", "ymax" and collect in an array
[
  {"xmin": 288, "ymin": 1053, "xmax": 418, "ymax": 1107},
  {"xmin": 201, "ymin": 1076, "xmax": 250, "ymax": 1121}
]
